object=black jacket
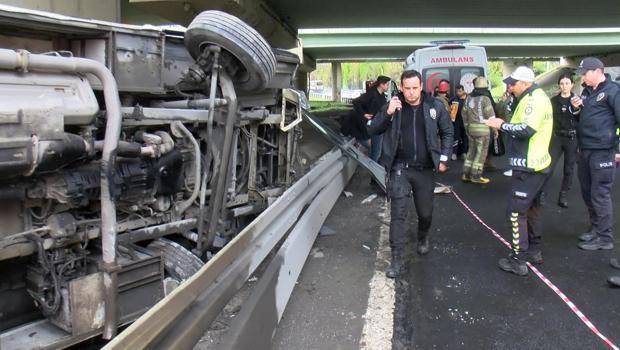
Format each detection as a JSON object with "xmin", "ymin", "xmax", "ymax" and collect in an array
[
  {"xmin": 347, "ymin": 87, "xmax": 388, "ymax": 140},
  {"xmin": 353, "ymin": 87, "xmax": 389, "ymax": 118},
  {"xmin": 368, "ymin": 92, "xmax": 453, "ymax": 172},
  {"xmin": 576, "ymin": 79, "xmax": 620, "ymax": 150},
  {"xmin": 551, "ymin": 93, "xmax": 578, "ymax": 135}
]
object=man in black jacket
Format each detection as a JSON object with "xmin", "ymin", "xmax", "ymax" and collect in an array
[
  {"xmin": 353, "ymin": 75, "xmax": 391, "ymax": 161},
  {"xmin": 368, "ymin": 70, "xmax": 453, "ymax": 278},
  {"xmin": 570, "ymin": 57, "xmax": 620, "ymax": 252}
]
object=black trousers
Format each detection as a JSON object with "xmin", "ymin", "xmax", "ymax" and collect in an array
[
  {"xmin": 548, "ymin": 134, "xmax": 578, "ymax": 193},
  {"xmin": 453, "ymin": 116, "xmax": 468, "ymax": 156},
  {"xmin": 388, "ymin": 165, "xmax": 435, "ymax": 252},
  {"xmin": 508, "ymin": 170, "xmax": 547, "ymax": 253},
  {"xmin": 578, "ymin": 149, "xmax": 616, "ymax": 242}
]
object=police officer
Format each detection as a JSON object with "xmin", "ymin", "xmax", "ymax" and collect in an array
[
  {"xmin": 368, "ymin": 70, "xmax": 453, "ymax": 279},
  {"xmin": 546, "ymin": 73, "xmax": 579, "ymax": 208},
  {"xmin": 486, "ymin": 66, "xmax": 553, "ymax": 276},
  {"xmin": 571, "ymin": 57, "xmax": 620, "ymax": 251}
]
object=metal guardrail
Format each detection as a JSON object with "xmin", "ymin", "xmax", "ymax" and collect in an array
[
  {"xmin": 308, "ymin": 91, "xmax": 354, "ymax": 103},
  {"xmin": 302, "ymin": 109, "xmax": 386, "ymax": 192},
  {"xmin": 103, "ymin": 146, "xmax": 357, "ymax": 349}
]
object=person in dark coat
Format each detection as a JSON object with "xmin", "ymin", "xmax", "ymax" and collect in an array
[
  {"xmin": 352, "ymin": 75, "xmax": 391, "ymax": 161},
  {"xmin": 450, "ymin": 84, "xmax": 468, "ymax": 159},
  {"xmin": 544, "ymin": 73, "xmax": 579, "ymax": 208},
  {"xmin": 368, "ymin": 70, "xmax": 453, "ymax": 278},
  {"xmin": 571, "ymin": 57, "xmax": 620, "ymax": 253}
]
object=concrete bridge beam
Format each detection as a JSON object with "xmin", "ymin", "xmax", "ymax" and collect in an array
[{"xmin": 565, "ymin": 53, "xmax": 620, "ymax": 67}]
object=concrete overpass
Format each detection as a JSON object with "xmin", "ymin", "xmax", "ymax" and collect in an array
[
  {"xmin": 6, "ymin": 0, "xmax": 620, "ymax": 61},
  {"xmin": 120, "ymin": 0, "xmax": 620, "ymax": 93},
  {"xmin": 298, "ymin": 27, "xmax": 620, "ymax": 62},
  {"xmin": 5, "ymin": 0, "xmax": 620, "ymax": 92}
]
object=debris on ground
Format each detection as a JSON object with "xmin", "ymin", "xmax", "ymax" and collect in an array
[
  {"xmin": 311, "ymin": 248, "xmax": 325, "ymax": 258},
  {"xmin": 319, "ymin": 225, "xmax": 337, "ymax": 236},
  {"xmin": 361, "ymin": 194, "xmax": 378, "ymax": 204},
  {"xmin": 434, "ymin": 185, "xmax": 452, "ymax": 194}
]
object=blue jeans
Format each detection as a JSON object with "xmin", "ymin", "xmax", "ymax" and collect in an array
[{"xmin": 370, "ymin": 134, "xmax": 384, "ymax": 162}]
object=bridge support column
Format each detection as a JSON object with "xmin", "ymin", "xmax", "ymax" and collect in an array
[
  {"xmin": 331, "ymin": 62, "xmax": 342, "ymax": 102},
  {"xmin": 294, "ymin": 51, "xmax": 316, "ymax": 94},
  {"xmin": 296, "ymin": 71, "xmax": 308, "ymax": 93}
]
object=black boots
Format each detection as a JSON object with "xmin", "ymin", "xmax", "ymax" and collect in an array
[
  {"xmin": 558, "ymin": 191, "xmax": 568, "ymax": 208},
  {"xmin": 416, "ymin": 231, "xmax": 430, "ymax": 255},
  {"xmin": 521, "ymin": 249, "xmax": 543, "ymax": 264},
  {"xmin": 499, "ymin": 249, "xmax": 543, "ymax": 276},
  {"xmin": 386, "ymin": 251, "xmax": 403, "ymax": 279},
  {"xmin": 417, "ymin": 237, "xmax": 430, "ymax": 255},
  {"xmin": 386, "ymin": 233, "xmax": 430, "ymax": 278},
  {"xmin": 498, "ymin": 253, "xmax": 528, "ymax": 276}
]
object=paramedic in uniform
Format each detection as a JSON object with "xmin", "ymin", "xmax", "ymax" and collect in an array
[
  {"xmin": 570, "ymin": 57, "xmax": 620, "ymax": 253},
  {"xmin": 486, "ymin": 66, "xmax": 553, "ymax": 276},
  {"xmin": 368, "ymin": 70, "xmax": 453, "ymax": 279}
]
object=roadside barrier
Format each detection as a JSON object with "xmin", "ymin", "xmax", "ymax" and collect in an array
[{"xmin": 104, "ymin": 148, "xmax": 356, "ymax": 349}]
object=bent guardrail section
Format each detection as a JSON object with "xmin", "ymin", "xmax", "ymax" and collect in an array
[{"xmin": 103, "ymin": 146, "xmax": 356, "ymax": 349}]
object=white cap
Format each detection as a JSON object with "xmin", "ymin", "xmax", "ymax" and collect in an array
[{"xmin": 503, "ymin": 66, "xmax": 535, "ymax": 85}]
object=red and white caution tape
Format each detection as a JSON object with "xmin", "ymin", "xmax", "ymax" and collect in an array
[{"xmin": 450, "ymin": 189, "xmax": 619, "ymax": 350}]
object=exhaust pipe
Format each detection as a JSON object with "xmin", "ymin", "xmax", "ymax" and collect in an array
[{"xmin": 0, "ymin": 49, "xmax": 122, "ymax": 339}]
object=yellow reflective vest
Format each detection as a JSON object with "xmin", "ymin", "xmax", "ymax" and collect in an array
[{"xmin": 500, "ymin": 86, "xmax": 553, "ymax": 172}]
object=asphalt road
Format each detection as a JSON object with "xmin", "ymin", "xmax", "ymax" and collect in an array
[
  {"xmin": 396, "ymin": 156, "xmax": 620, "ymax": 350},
  {"xmin": 272, "ymin": 167, "xmax": 385, "ymax": 350},
  {"xmin": 274, "ymin": 151, "xmax": 620, "ymax": 350},
  {"xmin": 273, "ymin": 108, "xmax": 620, "ymax": 349}
]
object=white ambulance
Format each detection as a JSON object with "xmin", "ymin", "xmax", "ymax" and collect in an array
[{"xmin": 404, "ymin": 41, "xmax": 489, "ymax": 95}]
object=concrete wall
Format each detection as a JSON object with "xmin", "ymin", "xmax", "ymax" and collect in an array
[{"xmin": 3, "ymin": 0, "xmax": 121, "ymax": 21}]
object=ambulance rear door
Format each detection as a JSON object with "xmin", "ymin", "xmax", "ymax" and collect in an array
[{"xmin": 411, "ymin": 45, "xmax": 489, "ymax": 95}]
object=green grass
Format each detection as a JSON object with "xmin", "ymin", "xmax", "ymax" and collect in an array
[{"xmin": 309, "ymin": 100, "xmax": 351, "ymax": 112}]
